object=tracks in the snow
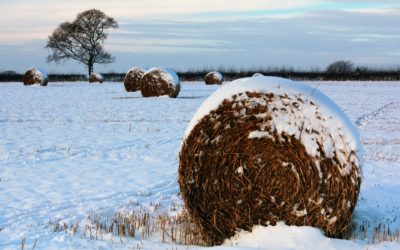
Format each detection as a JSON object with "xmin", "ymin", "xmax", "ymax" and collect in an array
[{"xmin": 355, "ymin": 102, "xmax": 400, "ymax": 129}]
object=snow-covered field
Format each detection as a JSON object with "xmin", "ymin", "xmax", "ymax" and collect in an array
[{"xmin": 0, "ymin": 81, "xmax": 399, "ymax": 249}]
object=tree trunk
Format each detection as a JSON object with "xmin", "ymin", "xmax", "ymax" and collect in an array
[
  {"xmin": 88, "ymin": 55, "xmax": 94, "ymax": 77},
  {"xmin": 88, "ymin": 63, "xmax": 94, "ymax": 77}
]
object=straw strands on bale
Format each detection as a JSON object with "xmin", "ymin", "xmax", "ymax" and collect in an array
[
  {"xmin": 124, "ymin": 67, "xmax": 145, "ymax": 92},
  {"xmin": 23, "ymin": 68, "xmax": 49, "ymax": 86},
  {"xmin": 140, "ymin": 67, "xmax": 180, "ymax": 98},
  {"xmin": 179, "ymin": 76, "xmax": 362, "ymax": 245},
  {"xmin": 205, "ymin": 71, "xmax": 223, "ymax": 85},
  {"xmin": 89, "ymin": 72, "xmax": 103, "ymax": 83}
]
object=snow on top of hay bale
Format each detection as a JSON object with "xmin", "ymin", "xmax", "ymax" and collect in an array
[
  {"xmin": 124, "ymin": 67, "xmax": 145, "ymax": 92},
  {"xmin": 179, "ymin": 76, "xmax": 363, "ymax": 245},
  {"xmin": 36, "ymin": 68, "xmax": 48, "ymax": 79},
  {"xmin": 23, "ymin": 67, "xmax": 49, "ymax": 86},
  {"xmin": 166, "ymin": 69, "xmax": 180, "ymax": 88},
  {"xmin": 252, "ymin": 72, "xmax": 264, "ymax": 77},
  {"xmin": 126, "ymin": 67, "xmax": 145, "ymax": 75},
  {"xmin": 184, "ymin": 76, "xmax": 362, "ymax": 164},
  {"xmin": 145, "ymin": 67, "xmax": 180, "ymax": 87},
  {"xmin": 89, "ymin": 72, "xmax": 103, "ymax": 83},
  {"xmin": 140, "ymin": 67, "xmax": 180, "ymax": 98},
  {"xmin": 205, "ymin": 71, "xmax": 223, "ymax": 85}
]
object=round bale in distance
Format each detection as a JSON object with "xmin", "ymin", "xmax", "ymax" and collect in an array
[
  {"xmin": 89, "ymin": 72, "xmax": 103, "ymax": 83},
  {"xmin": 23, "ymin": 68, "xmax": 49, "ymax": 86},
  {"xmin": 140, "ymin": 67, "xmax": 180, "ymax": 98},
  {"xmin": 252, "ymin": 72, "xmax": 264, "ymax": 77},
  {"xmin": 205, "ymin": 71, "xmax": 223, "ymax": 85},
  {"xmin": 179, "ymin": 76, "xmax": 362, "ymax": 245},
  {"xmin": 124, "ymin": 67, "xmax": 145, "ymax": 92}
]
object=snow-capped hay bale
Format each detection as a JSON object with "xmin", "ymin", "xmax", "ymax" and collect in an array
[
  {"xmin": 252, "ymin": 72, "xmax": 264, "ymax": 77},
  {"xmin": 140, "ymin": 67, "xmax": 180, "ymax": 98},
  {"xmin": 89, "ymin": 72, "xmax": 103, "ymax": 83},
  {"xmin": 23, "ymin": 68, "xmax": 48, "ymax": 86},
  {"xmin": 179, "ymin": 76, "xmax": 362, "ymax": 245},
  {"xmin": 205, "ymin": 71, "xmax": 223, "ymax": 85},
  {"xmin": 124, "ymin": 67, "xmax": 145, "ymax": 92}
]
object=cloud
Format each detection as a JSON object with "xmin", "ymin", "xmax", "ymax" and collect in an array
[
  {"xmin": 0, "ymin": 0, "xmax": 317, "ymax": 21},
  {"xmin": 1, "ymin": 1, "xmax": 399, "ymax": 73},
  {"xmin": 0, "ymin": 0, "xmax": 396, "ymax": 43},
  {"xmin": 0, "ymin": 0, "xmax": 319, "ymax": 45},
  {"xmin": 104, "ymin": 8, "xmax": 400, "ymax": 68}
]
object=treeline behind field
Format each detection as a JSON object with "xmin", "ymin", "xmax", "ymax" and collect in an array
[
  {"xmin": 1, "ymin": 66, "xmax": 400, "ymax": 82},
  {"xmin": 0, "ymin": 73, "xmax": 87, "ymax": 82},
  {"xmin": 178, "ymin": 66, "xmax": 400, "ymax": 81}
]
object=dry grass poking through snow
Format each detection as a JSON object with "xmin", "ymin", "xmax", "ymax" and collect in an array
[
  {"xmin": 46, "ymin": 203, "xmax": 400, "ymax": 248},
  {"xmin": 50, "ymin": 204, "xmax": 206, "ymax": 246},
  {"xmin": 347, "ymin": 221, "xmax": 400, "ymax": 244}
]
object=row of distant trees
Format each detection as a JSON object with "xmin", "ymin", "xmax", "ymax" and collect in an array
[
  {"xmin": 179, "ymin": 61, "xmax": 400, "ymax": 81},
  {"xmin": 1, "ymin": 60, "xmax": 400, "ymax": 82}
]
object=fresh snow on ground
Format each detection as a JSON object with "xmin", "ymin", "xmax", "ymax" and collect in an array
[{"xmin": 0, "ymin": 81, "xmax": 399, "ymax": 249}]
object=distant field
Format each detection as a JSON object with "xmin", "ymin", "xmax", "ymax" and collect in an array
[{"xmin": 0, "ymin": 81, "xmax": 399, "ymax": 249}]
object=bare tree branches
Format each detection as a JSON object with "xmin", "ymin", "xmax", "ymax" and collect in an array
[
  {"xmin": 326, "ymin": 60, "xmax": 354, "ymax": 75},
  {"xmin": 46, "ymin": 9, "xmax": 118, "ymax": 76}
]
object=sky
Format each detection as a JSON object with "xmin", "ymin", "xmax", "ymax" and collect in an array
[{"xmin": 0, "ymin": 0, "xmax": 399, "ymax": 74}]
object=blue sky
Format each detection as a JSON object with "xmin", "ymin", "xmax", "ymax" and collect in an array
[{"xmin": 0, "ymin": 0, "xmax": 399, "ymax": 74}]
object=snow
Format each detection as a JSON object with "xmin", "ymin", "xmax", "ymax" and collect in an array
[
  {"xmin": 184, "ymin": 76, "xmax": 363, "ymax": 173},
  {"xmin": 248, "ymin": 130, "xmax": 273, "ymax": 139},
  {"xmin": 224, "ymin": 223, "xmax": 364, "ymax": 250},
  {"xmin": 36, "ymin": 68, "xmax": 48, "ymax": 79},
  {"xmin": 126, "ymin": 67, "xmax": 144, "ymax": 74},
  {"xmin": 0, "ymin": 81, "xmax": 399, "ymax": 249},
  {"xmin": 163, "ymin": 67, "xmax": 180, "ymax": 86},
  {"xmin": 252, "ymin": 73, "xmax": 264, "ymax": 77}
]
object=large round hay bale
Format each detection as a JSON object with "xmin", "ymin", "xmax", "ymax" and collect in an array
[
  {"xmin": 140, "ymin": 67, "xmax": 180, "ymax": 98},
  {"xmin": 252, "ymin": 72, "xmax": 264, "ymax": 77},
  {"xmin": 179, "ymin": 76, "xmax": 362, "ymax": 245},
  {"xmin": 124, "ymin": 67, "xmax": 145, "ymax": 92},
  {"xmin": 89, "ymin": 72, "xmax": 103, "ymax": 83},
  {"xmin": 205, "ymin": 71, "xmax": 223, "ymax": 85},
  {"xmin": 23, "ymin": 68, "xmax": 48, "ymax": 86}
]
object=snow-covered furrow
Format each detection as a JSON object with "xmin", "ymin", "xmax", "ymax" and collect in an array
[{"xmin": 355, "ymin": 102, "xmax": 400, "ymax": 129}]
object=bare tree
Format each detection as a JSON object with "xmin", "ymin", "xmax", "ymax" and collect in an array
[
  {"xmin": 326, "ymin": 60, "xmax": 354, "ymax": 75},
  {"xmin": 46, "ymin": 9, "xmax": 118, "ymax": 76}
]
